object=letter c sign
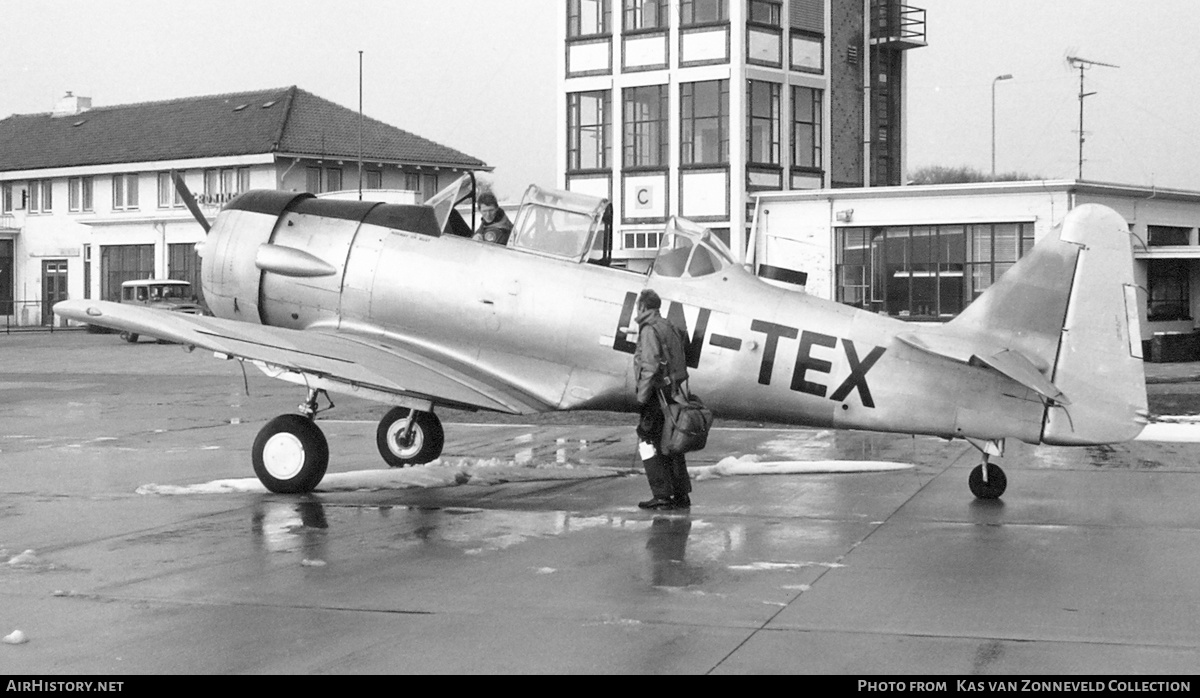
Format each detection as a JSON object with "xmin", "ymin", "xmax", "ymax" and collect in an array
[{"xmin": 634, "ymin": 186, "xmax": 653, "ymax": 210}]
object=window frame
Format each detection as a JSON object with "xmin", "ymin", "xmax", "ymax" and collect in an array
[
  {"xmin": 680, "ymin": 80, "xmax": 730, "ymax": 167},
  {"xmin": 623, "ymin": 84, "xmax": 669, "ymax": 170},
  {"xmin": 112, "ymin": 174, "xmax": 139, "ymax": 211},
  {"xmin": 680, "ymin": 0, "xmax": 728, "ymax": 26},
  {"xmin": 623, "ymin": 0, "xmax": 667, "ymax": 32},
  {"xmin": 746, "ymin": 80, "xmax": 781, "ymax": 166},
  {"xmin": 567, "ymin": 90, "xmax": 612, "ymax": 173},
  {"xmin": 1147, "ymin": 258, "xmax": 1192, "ymax": 321},
  {"xmin": 791, "ymin": 85, "xmax": 823, "ymax": 171},
  {"xmin": 747, "ymin": 0, "xmax": 781, "ymax": 27},
  {"xmin": 69, "ymin": 176, "xmax": 93, "ymax": 212},
  {"xmin": 568, "ymin": 0, "xmax": 612, "ymax": 38},
  {"xmin": 836, "ymin": 222, "xmax": 1034, "ymax": 320}
]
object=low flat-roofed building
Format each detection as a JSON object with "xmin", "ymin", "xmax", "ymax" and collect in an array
[{"xmin": 750, "ymin": 179, "xmax": 1200, "ymax": 341}]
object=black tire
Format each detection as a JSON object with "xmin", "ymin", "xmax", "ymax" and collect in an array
[
  {"xmin": 376, "ymin": 408, "xmax": 444, "ymax": 467},
  {"xmin": 969, "ymin": 463, "xmax": 1007, "ymax": 500},
  {"xmin": 120, "ymin": 331, "xmax": 139, "ymax": 343},
  {"xmin": 252, "ymin": 414, "xmax": 329, "ymax": 494}
]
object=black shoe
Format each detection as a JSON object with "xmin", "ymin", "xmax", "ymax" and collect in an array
[
  {"xmin": 638, "ymin": 497, "xmax": 676, "ymax": 510},
  {"xmin": 672, "ymin": 495, "xmax": 691, "ymax": 508}
]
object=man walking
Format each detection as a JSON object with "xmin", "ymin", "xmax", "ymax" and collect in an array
[{"xmin": 633, "ymin": 289, "xmax": 692, "ymax": 509}]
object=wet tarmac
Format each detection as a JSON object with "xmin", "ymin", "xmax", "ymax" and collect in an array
[{"xmin": 3, "ymin": 331, "xmax": 1200, "ymax": 674}]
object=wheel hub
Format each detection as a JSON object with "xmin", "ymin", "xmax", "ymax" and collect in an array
[
  {"xmin": 262, "ymin": 432, "xmax": 305, "ymax": 480},
  {"xmin": 387, "ymin": 421, "xmax": 423, "ymax": 459}
]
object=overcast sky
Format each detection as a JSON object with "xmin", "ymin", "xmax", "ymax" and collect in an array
[{"xmin": 2, "ymin": 1, "xmax": 1198, "ymax": 196}]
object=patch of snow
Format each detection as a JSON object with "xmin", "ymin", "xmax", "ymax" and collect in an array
[
  {"xmin": 1137, "ymin": 421, "xmax": 1200, "ymax": 442},
  {"xmin": 693, "ymin": 454, "xmax": 913, "ymax": 480}
]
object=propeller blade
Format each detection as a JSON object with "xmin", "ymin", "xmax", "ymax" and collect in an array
[{"xmin": 172, "ymin": 171, "xmax": 210, "ymax": 233}]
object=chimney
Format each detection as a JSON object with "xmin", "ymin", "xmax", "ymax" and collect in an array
[{"xmin": 52, "ymin": 91, "xmax": 92, "ymax": 118}]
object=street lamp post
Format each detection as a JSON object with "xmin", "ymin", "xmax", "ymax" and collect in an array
[{"xmin": 991, "ymin": 74, "xmax": 1013, "ymax": 178}]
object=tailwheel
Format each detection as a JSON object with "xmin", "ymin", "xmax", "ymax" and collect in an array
[
  {"xmin": 252, "ymin": 414, "xmax": 329, "ymax": 494},
  {"xmin": 377, "ymin": 407, "xmax": 444, "ymax": 467},
  {"xmin": 120, "ymin": 331, "xmax": 139, "ymax": 343},
  {"xmin": 968, "ymin": 462, "xmax": 1007, "ymax": 500}
]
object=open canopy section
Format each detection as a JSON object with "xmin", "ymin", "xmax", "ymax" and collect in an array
[
  {"xmin": 425, "ymin": 173, "xmax": 477, "ymax": 237},
  {"xmin": 651, "ymin": 216, "xmax": 736, "ymax": 279}
]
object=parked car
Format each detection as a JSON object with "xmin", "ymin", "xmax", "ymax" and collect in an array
[{"xmin": 116, "ymin": 279, "xmax": 205, "ymax": 343}]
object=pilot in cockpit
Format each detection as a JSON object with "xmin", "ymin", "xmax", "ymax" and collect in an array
[{"xmin": 474, "ymin": 192, "xmax": 513, "ymax": 245}]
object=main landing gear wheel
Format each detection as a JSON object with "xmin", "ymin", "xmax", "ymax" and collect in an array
[
  {"xmin": 969, "ymin": 462, "xmax": 1007, "ymax": 500},
  {"xmin": 377, "ymin": 407, "xmax": 444, "ymax": 467},
  {"xmin": 253, "ymin": 414, "xmax": 329, "ymax": 494},
  {"xmin": 120, "ymin": 331, "xmax": 139, "ymax": 343}
]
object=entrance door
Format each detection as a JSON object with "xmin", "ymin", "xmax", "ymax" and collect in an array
[{"xmin": 42, "ymin": 259, "xmax": 68, "ymax": 326}]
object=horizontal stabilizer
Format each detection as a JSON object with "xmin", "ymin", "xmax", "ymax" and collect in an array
[
  {"xmin": 975, "ymin": 349, "xmax": 1068, "ymax": 405},
  {"xmin": 897, "ymin": 332, "xmax": 1066, "ymax": 404}
]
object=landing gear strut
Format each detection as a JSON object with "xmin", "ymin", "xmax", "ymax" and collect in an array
[{"xmin": 377, "ymin": 407, "xmax": 444, "ymax": 467}]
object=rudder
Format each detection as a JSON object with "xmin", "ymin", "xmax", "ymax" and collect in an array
[{"xmin": 1041, "ymin": 204, "xmax": 1147, "ymax": 445}]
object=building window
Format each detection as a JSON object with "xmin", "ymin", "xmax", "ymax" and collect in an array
[
  {"xmin": 748, "ymin": 0, "xmax": 781, "ymax": 26},
  {"xmin": 624, "ymin": 230, "xmax": 662, "ymax": 249},
  {"xmin": 790, "ymin": 0, "xmax": 825, "ymax": 73},
  {"xmin": 1, "ymin": 183, "xmax": 11, "ymax": 213},
  {"xmin": 366, "ymin": 170, "xmax": 382, "ymax": 189},
  {"xmin": 568, "ymin": 91, "xmax": 611, "ymax": 171},
  {"xmin": 1147, "ymin": 259, "xmax": 1191, "ymax": 321},
  {"xmin": 28, "ymin": 179, "xmax": 53, "ymax": 214},
  {"xmin": 681, "ymin": 0, "xmax": 727, "ymax": 25},
  {"xmin": 69, "ymin": 177, "xmax": 94, "ymax": 212},
  {"xmin": 791, "ymin": 86, "xmax": 822, "ymax": 170},
  {"xmin": 112, "ymin": 174, "xmax": 138, "ymax": 211},
  {"xmin": 157, "ymin": 172, "xmax": 183, "ymax": 209},
  {"xmin": 624, "ymin": 84, "xmax": 668, "ymax": 169},
  {"xmin": 681, "ymin": 80, "xmax": 729, "ymax": 165},
  {"xmin": 422, "ymin": 173, "xmax": 439, "ymax": 200},
  {"xmin": 404, "ymin": 173, "xmax": 421, "ymax": 193},
  {"xmin": 204, "ymin": 167, "xmax": 250, "ymax": 201},
  {"xmin": 305, "ymin": 167, "xmax": 321, "ymax": 194},
  {"xmin": 836, "ymin": 222, "xmax": 1034, "ymax": 319},
  {"xmin": 624, "ymin": 0, "xmax": 666, "ymax": 31},
  {"xmin": 569, "ymin": 0, "xmax": 611, "ymax": 37},
  {"xmin": 747, "ymin": 81, "xmax": 780, "ymax": 165},
  {"xmin": 1148, "ymin": 225, "xmax": 1191, "ymax": 246}
]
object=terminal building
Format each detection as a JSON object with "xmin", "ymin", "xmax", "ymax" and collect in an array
[
  {"xmin": 555, "ymin": 0, "xmax": 927, "ymax": 268},
  {"xmin": 0, "ymin": 86, "xmax": 487, "ymax": 326}
]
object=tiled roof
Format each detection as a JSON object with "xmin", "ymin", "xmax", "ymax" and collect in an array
[{"xmin": 0, "ymin": 86, "xmax": 487, "ymax": 172}]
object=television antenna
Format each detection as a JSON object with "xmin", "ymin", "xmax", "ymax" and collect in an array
[{"xmin": 1066, "ymin": 54, "xmax": 1119, "ymax": 180}]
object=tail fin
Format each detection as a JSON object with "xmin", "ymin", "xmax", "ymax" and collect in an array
[{"xmin": 950, "ymin": 204, "xmax": 1147, "ymax": 445}]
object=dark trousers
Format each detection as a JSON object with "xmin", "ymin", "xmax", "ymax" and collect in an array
[{"xmin": 637, "ymin": 398, "xmax": 691, "ymax": 499}]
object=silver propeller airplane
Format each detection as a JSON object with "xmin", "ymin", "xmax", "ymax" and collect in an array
[{"xmin": 55, "ymin": 174, "xmax": 1148, "ymax": 498}]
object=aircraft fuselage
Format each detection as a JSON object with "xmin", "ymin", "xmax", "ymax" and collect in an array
[{"xmin": 201, "ymin": 192, "xmax": 1045, "ymax": 445}]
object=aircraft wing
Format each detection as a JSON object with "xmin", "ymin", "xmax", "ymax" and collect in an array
[{"xmin": 53, "ymin": 299, "xmax": 549, "ymax": 414}]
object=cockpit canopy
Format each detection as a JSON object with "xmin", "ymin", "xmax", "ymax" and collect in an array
[
  {"xmin": 510, "ymin": 185, "xmax": 610, "ymax": 262},
  {"xmin": 651, "ymin": 217, "xmax": 736, "ymax": 278}
]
